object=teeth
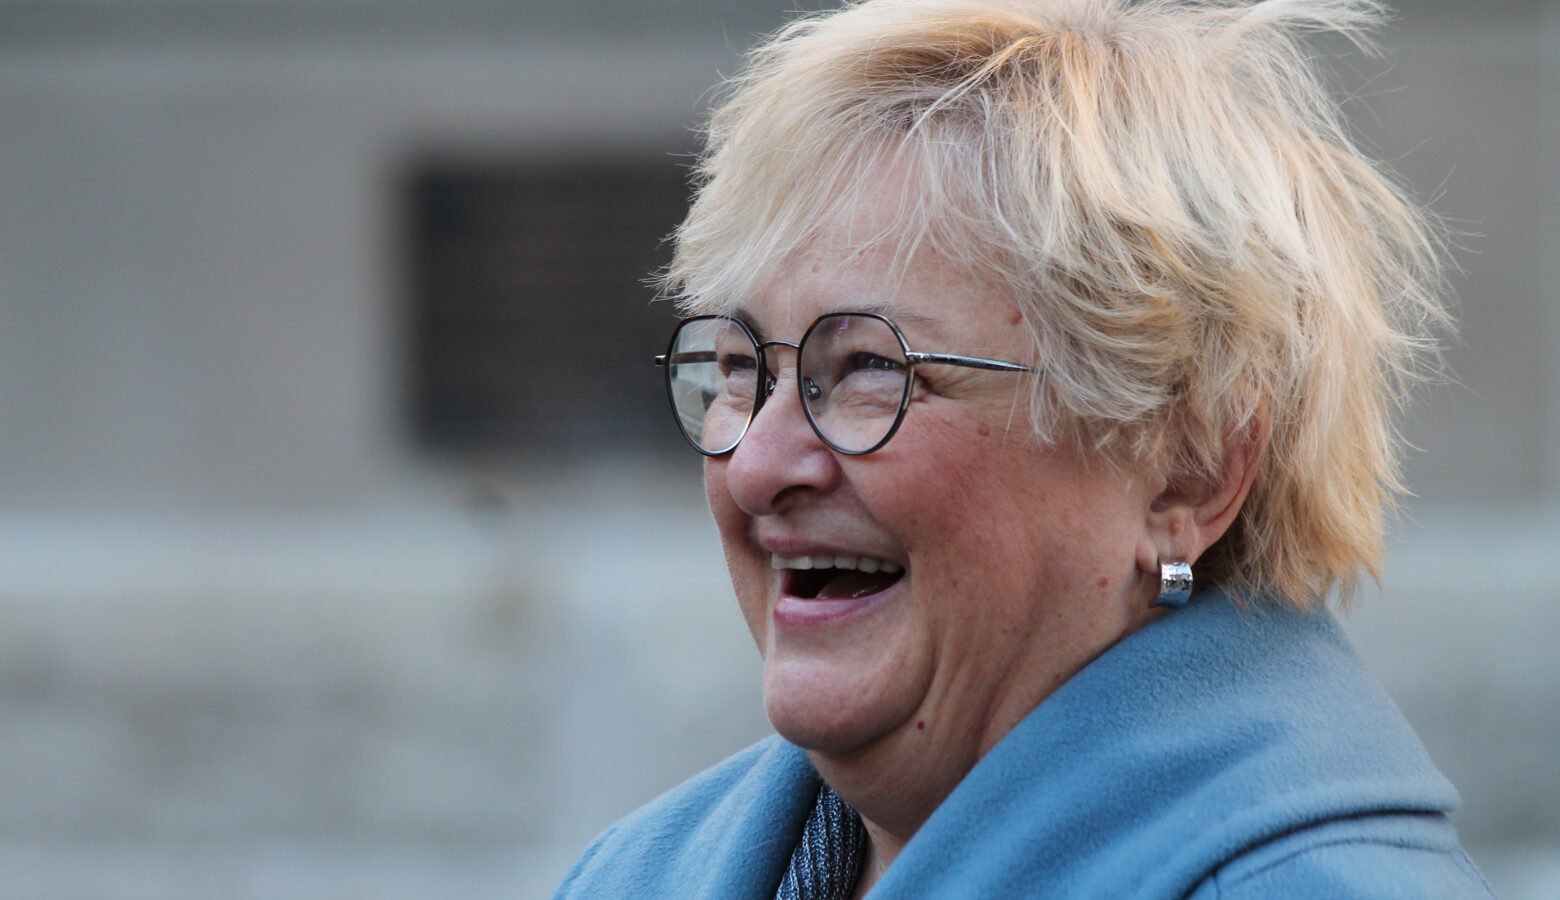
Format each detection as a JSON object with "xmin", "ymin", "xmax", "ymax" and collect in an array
[{"xmin": 770, "ymin": 553, "xmax": 905, "ymax": 574}]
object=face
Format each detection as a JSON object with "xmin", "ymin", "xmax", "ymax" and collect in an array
[{"xmin": 705, "ymin": 193, "xmax": 1165, "ymax": 770}]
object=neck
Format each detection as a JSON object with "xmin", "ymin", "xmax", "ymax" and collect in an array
[
  {"xmin": 808, "ymin": 672, "xmax": 1055, "ymax": 895},
  {"xmin": 814, "ymin": 585, "xmax": 1168, "ymax": 893},
  {"xmin": 811, "ymin": 732, "xmax": 972, "ymax": 856},
  {"xmin": 810, "ymin": 610, "xmax": 1149, "ymax": 893},
  {"xmin": 849, "ymin": 820, "xmax": 895, "ymax": 899}
]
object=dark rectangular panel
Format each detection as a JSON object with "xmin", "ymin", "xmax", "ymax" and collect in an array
[{"xmin": 406, "ymin": 156, "xmax": 690, "ymax": 458}]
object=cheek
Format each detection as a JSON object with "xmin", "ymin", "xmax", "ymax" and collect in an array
[
  {"xmin": 703, "ymin": 457, "xmax": 755, "ymax": 544},
  {"xmin": 883, "ymin": 433, "xmax": 1041, "ymax": 576},
  {"xmin": 702, "ymin": 458, "xmax": 731, "ymax": 527},
  {"xmin": 704, "ymin": 461, "xmax": 767, "ymax": 636},
  {"xmin": 899, "ymin": 418, "xmax": 1048, "ymax": 531},
  {"xmin": 894, "ymin": 426, "xmax": 1113, "ymax": 603}
]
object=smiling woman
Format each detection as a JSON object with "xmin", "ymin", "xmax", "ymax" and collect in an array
[{"xmin": 554, "ymin": 1, "xmax": 1493, "ymax": 897}]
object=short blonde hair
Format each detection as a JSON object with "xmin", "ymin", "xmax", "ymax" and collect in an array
[{"xmin": 663, "ymin": 0, "xmax": 1450, "ymax": 609}]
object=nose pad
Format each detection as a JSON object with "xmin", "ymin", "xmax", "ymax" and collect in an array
[
  {"xmin": 748, "ymin": 339, "xmax": 807, "ymax": 430},
  {"xmin": 759, "ymin": 370, "xmax": 821, "ymax": 406},
  {"xmin": 745, "ymin": 363, "xmax": 809, "ymax": 439},
  {"xmin": 742, "ymin": 347, "xmax": 828, "ymax": 455},
  {"xmin": 724, "ymin": 368, "xmax": 842, "ymax": 514}
]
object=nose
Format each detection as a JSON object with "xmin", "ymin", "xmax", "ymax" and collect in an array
[{"xmin": 719, "ymin": 359, "xmax": 843, "ymax": 516}]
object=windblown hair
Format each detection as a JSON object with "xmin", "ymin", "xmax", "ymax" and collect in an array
[{"xmin": 663, "ymin": 0, "xmax": 1449, "ymax": 609}]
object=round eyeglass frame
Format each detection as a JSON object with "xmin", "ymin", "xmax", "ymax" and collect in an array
[{"xmin": 654, "ymin": 312, "xmax": 1036, "ymax": 457}]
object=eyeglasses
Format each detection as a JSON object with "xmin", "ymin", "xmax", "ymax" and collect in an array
[{"xmin": 654, "ymin": 312, "xmax": 1035, "ymax": 456}]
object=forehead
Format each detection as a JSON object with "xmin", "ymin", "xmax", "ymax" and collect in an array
[
  {"xmin": 691, "ymin": 148, "xmax": 1030, "ymax": 354},
  {"xmin": 737, "ymin": 192, "xmax": 1017, "ymax": 347}
]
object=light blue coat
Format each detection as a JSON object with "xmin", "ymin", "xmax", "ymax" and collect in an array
[{"xmin": 555, "ymin": 593, "xmax": 1493, "ymax": 898}]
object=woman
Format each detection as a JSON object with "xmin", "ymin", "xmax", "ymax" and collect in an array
[{"xmin": 558, "ymin": 0, "xmax": 1492, "ymax": 896}]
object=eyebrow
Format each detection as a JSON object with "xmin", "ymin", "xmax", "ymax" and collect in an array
[
  {"xmin": 730, "ymin": 303, "xmax": 945, "ymax": 340},
  {"xmin": 844, "ymin": 301, "xmax": 941, "ymax": 331}
]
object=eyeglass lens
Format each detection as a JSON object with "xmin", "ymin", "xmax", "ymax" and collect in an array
[{"xmin": 664, "ymin": 314, "xmax": 911, "ymax": 454}]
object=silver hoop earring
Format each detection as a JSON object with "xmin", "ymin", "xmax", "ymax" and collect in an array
[{"xmin": 1156, "ymin": 560, "xmax": 1193, "ymax": 609}]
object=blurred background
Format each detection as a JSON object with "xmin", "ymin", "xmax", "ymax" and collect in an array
[{"xmin": 0, "ymin": 0, "xmax": 1554, "ymax": 897}]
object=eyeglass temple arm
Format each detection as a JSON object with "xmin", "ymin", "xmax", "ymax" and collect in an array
[
  {"xmin": 655, "ymin": 351, "xmax": 718, "ymax": 367},
  {"xmin": 906, "ymin": 352, "xmax": 1034, "ymax": 373},
  {"xmin": 656, "ymin": 350, "xmax": 1031, "ymax": 373}
]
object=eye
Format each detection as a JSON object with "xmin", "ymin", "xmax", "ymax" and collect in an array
[
  {"xmin": 718, "ymin": 352, "xmax": 758, "ymax": 377},
  {"xmin": 846, "ymin": 352, "xmax": 905, "ymax": 373}
]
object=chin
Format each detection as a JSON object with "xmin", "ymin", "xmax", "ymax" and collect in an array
[{"xmin": 760, "ymin": 650, "xmax": 929, "ymax": 756}]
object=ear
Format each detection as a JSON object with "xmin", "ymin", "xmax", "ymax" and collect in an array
[{"xmin": 1135, "ymin": 412, "xmax": 1269, "ymax": 574}]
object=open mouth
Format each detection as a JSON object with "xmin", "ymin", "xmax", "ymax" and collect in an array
[{"xmin": 771, "ymin": 553, "xmax": 906, "ymax": 600}]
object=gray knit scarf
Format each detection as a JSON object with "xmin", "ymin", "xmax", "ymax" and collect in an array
[{"xmin": 774, "ymin": 783, "xmax": 867, "ymax": 900}]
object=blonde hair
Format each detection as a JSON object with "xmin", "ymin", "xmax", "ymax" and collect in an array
[{"xmin": 663, "ymin": 0, "xmax": 1450, "ymax": 609}]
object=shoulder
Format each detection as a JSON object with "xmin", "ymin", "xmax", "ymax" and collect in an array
[
  {"xmin": 872, "ymin": 592, "xmax": 1480, "ymax": 898},
  {"xmin": 1189, "ymin": 813, "xmax": 1495, "ymax": 899},
  {"xmin": 552, "ymin": 736, "xmax": 818, "ymax": 899}
]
